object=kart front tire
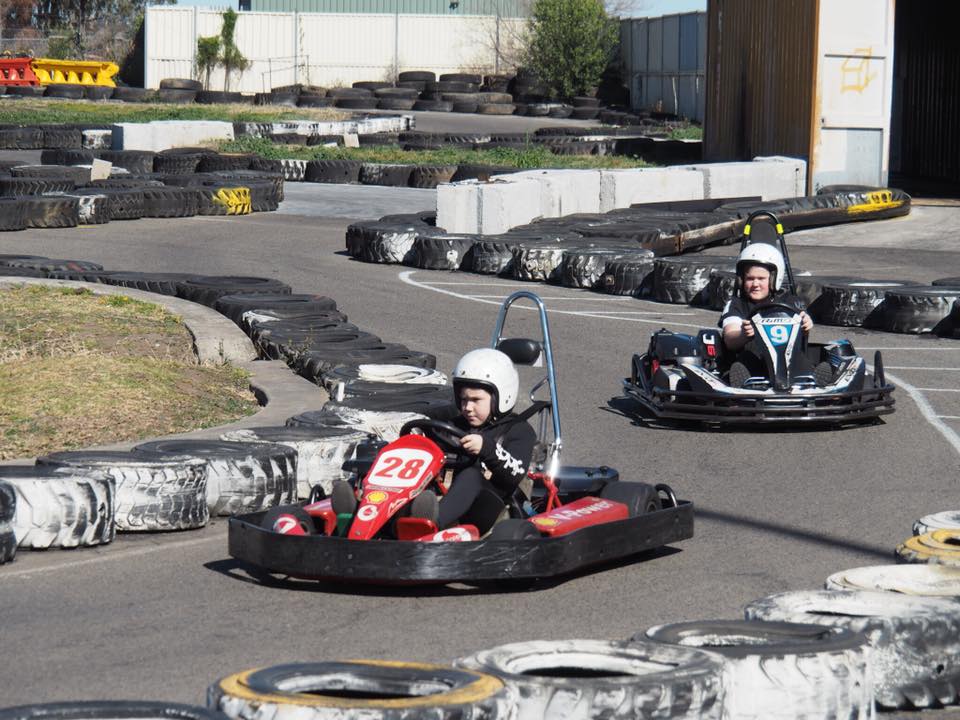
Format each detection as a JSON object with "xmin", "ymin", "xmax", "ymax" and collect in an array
[
  {"xmin": 600, "ymin": 481, "xmax": 661, "ymax": 517},
  {"xmin": 488, "ymin": 518, "xmax": 539, "ymax": 540}
]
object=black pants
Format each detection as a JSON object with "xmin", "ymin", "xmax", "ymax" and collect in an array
[{"xmin": 438, "ymin": 466, "xmax": 496, "ymax": 529}]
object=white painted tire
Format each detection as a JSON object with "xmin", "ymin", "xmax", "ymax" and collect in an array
[
  {"xmin": 290, "ymin": 406, "xmax": 428, "ymax": 441},
  {"xmin": 221, "ymin": 425, "xmax": 368, "ymax": 497},
  {"xmin": 896, "ymin": 529, "xmax": 960, "ymax": 567},
  {"xmin": 209, "ymin": 661, "xmax": 514, "ymax": 720},
  {"xmin": 321, "ymin": 363, "xmax": 448, "ymax": 394},
  {"xmin": 826, "ymin": 564, "xmax": 960, "ymax": 596},
  {"xmin": 744, "ymin": 589, "xmax": 960, "ymax": 710},
  {"xmin": 643, "ymin": 620, "xmax": 874, "ymax": 720},
  {"xmin": 456, "ymin": 639, "xmax": 724, "ymax": 720},
  {"xmin": 0, "ymin": 467, "xmax": 115, "ymax": 549},
  {"xmin": 37, "ymin": 451, "xmax": 209, "ymax": 532},
  {"xmin": 510, "ymin": 245, "xmax": 567, "ymax": 282},
  {"xmin": 914, "ymin": 510, "xmax": 960, "ymax": 536}
]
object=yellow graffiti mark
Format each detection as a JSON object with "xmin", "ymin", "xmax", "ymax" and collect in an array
[
  {"xmin": 840, "ymin": 48, "xmax": 877, "ymax": 93},
  {"xmin": 212, "ymin": 186, "xmax": 251, "ymax": 215},
  {"xmin": 847, "ymin": 190, "xmax": 905, "ymax": 215}
]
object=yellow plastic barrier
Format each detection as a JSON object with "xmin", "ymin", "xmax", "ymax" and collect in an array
[
  {"xmin": 31, "ymin": 58, "xmax": 119, "ymax": 87},
  {"xmin": 212, "ymin": 187, "xmax": 252, "ymax": 215}
]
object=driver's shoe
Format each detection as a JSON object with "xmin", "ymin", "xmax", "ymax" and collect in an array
[
  {"xmin": 728, "ymin": 361, "xmax": 751, "ymax": 389},
  {"xmin": 410, "ymin": 489, "xmax": 439, "ymax": 525},
  {"xmin": 331, "ymin": 480, "xmax": 357, "ymax": 517}
]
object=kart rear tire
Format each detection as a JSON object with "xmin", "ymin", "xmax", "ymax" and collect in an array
[
  {"xmin": 600, "ymin": 481, "xmax": 661, "ymax": 517},
  {"xmin": 457, "ymin": 639, "xmax": 723, "ymax": 720},
  {"xmin": 488, "ymin": 518, "xmax": 539, "ymax": 540},
  {"xmin": 643, "ymin": 620, "xmax": 873, "ymax": 720},
  {"xmin": 745, "ymin": 589, "xmax": 960, "ymax": 710},
  {"xmin": 261, "ymin": 504, "xmax": 316, "ymax": 535},
  {"xmin": 210, "ymin": 662, "xmax": 514, "ymax": 719}
]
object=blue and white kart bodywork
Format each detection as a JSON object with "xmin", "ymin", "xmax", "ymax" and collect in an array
[{"xmin": 625, "ymin": 303, "xmax": 895, "ymax": 425}]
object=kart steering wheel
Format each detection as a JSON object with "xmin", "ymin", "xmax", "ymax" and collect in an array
[{"xmin": 399, "ymin": 418, "xmax": 472, "ymax": 468}]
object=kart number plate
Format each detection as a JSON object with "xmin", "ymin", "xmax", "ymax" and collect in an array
[{"xmin": 368, "ymin": 447, "xmax": 435, "ymax": 489}]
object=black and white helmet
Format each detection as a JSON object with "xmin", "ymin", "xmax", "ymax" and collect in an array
[
  {"xmin": 452, "ymin": 348, "xmax": 519, "ymax": 416},
  {"xmin": 736, "ymin": 243, "xmax": 786, "ymax": 291}
]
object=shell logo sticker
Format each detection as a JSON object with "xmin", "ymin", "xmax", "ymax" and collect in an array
[
  {"xmin": 533, "ymin": 517, "xmax": 559, "ymax": 527},
  {"xmin": 365, "ymin": 490, "xmax": 388, "ymax": 504}
]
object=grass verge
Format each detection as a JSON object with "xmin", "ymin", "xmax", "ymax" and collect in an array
[
  {"xmin": 0, "ymin": 285, "xmax": 258, "ymax": 460},
  {"xmin": 218, "ymin": 135, "xmax": 655, "ymax": 170},
  {"xmin": 0, "ymin": 99, "xmax": 348, "ymax": 125}
]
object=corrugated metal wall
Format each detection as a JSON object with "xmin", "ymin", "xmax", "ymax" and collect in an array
[
  {"xmin": 145, "ymin": 6, "xmax": 526, "ymax": 91},
  {"xmin": 890, "ymin": 2, "xmax": 960, "ymax": 185},
  {"xmin": 247, "ymin": 0, "xmax": 528, "ymax": 17},
  {"xmin": 620, "ymin": 12, "xmax": 706, "ymax": 122},
  {"xmin": 703, "ymin": 0, "xmax": 817, "ymax": 162}
]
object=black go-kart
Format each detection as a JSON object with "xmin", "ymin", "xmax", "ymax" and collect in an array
[{"xmin": 623, "ymin": 212, "xmax": 895, "ymax": 426}]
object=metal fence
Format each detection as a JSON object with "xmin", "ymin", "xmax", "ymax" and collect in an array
[
  {"xmin": 619, "ymin": 12, "xmax": 706, "ymax": 122},
  {"xmin": 144, "ymin": 6, "xmax": 526, "ymax": 92}
]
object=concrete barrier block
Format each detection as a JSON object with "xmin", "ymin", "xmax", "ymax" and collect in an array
[
  {"xmin": 112, "ymin": 120, "xmax": 234, "ymax": 151},
  {"xmin": 682, "ymin": 156, "xmax": 807, "ymax": 200},
  {"xmin": 437, "ymin": 180, "xmax": 480, "ymax": 234},
  {"xmin": 511, "ymin": 169, "xmax": 602, "ymax": 217},
  {"xmin": 477, "ymin": 178, "xmax": 545, "ymax": 235},
  {"xmin": 599, "ymin": 167, "xmax": 704, "ymax": 212},
  {"xmin": 111, "ymin": 122, "xmax": 155, "ymax": 151},
  {"xmin": 752, "ymin": 156, "xmax": 807, "ymax": 198}
]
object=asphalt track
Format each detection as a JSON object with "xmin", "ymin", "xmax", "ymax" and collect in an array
[{"xmin": 1, "ymin": 180, "xmax": 959, "ymax": 709}]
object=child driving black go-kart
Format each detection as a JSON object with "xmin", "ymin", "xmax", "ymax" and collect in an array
[{"xmin": 720, "ymin": 242, "xmax": 818, "ymax": 388}]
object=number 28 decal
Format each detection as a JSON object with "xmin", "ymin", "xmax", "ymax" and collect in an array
[{"xmin": 368, "ymin": 448, "xmax": 434, "ymax": 488}]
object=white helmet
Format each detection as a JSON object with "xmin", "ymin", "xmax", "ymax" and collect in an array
[
  {"xmin": 452, "ymin": 348, "xmax": 519, "ymax": 416},
  {"xmin": 736, "ymin": 243, "xmax": 786, "ymax": 291}
]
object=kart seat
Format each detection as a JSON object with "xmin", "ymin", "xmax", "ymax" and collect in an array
[{"xmin": 496, "ymin": 337, "xmax": 542, "ymax": 366}]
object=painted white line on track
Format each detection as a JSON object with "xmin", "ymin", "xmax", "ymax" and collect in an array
[
  {"xmin": 469, "ymin": 295, "xmax": 621, "ymax": 301},
  {"xmin": 0, "ymin": 533, "xmax": 222, "ymax": 580},
  {"xmin": 399, "ymin": 270, "xmax": 705, "ymax": 330},
  {"xmin": 886, "ymin": 367, "xmax": 960, "ymax": 371},
  {"xmin": 404, "ymin": 268, "xmax": 960, "ymax": 459},
  {"xmin": 857, "ymin": 347, "xmax": 960, "ymax": 351},
  {"xmin": 577, "ymin": 309, "xmax": 698, "ymax": 316},
  {"xmin": 938, "ymin": 416, "xmax": 960, "ymax": 420},
  {"xmin": 913, "ymin": 388, "xmax": 960, "ymax": 392}
]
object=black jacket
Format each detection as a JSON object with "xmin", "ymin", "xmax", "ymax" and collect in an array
[{"xmin": 453, "ymin": 413, "xmax": 537, "ymax": 493}]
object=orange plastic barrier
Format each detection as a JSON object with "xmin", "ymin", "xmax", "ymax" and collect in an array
[{"xmin": 0, "ymin": 57, "xmax": 38, "ymax": 86}]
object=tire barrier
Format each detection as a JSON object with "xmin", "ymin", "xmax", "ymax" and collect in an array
[
  {"xmin": 36, "ymin": 451, "xmax": 209, "ymax": 532},
  {"xmin": 210, "ymin": 661, "xmax": 515, "ymax": 720},
  {"xmin": 214, "ymin": 293, "xmax": 339, "ymax": 329},
  {"xmin": 0, "ymin": 466, "xmax": 115, "ymax": 549},
  {"xmin": 321, "ymin": 364, "xmax": 448, "ymax": 397},
  {"xmin": 220, "ymin": 425, "xmax": 369, "ymax": 497},
  {"xmin": 744, "ymin": 589, "xmax": 960, "ymax": 710},
  {"xmin": 652, "ymin": 256, "xmax": 737, "ymax": 304},
  {"xmin": 896, "ymin": 529, "xmax": 960, "ymax": 567},
  {"xmin": 809, "ymin": 279, "xmax": 911, "ymax": 327},
  {"xmin": 642, "ymin": 620, "xmax": 873, "ymax": 720},
  {"xmin": 826, "ymin": 564, "xmax": 960, "ymax": 596},
  {"xmin": 132, "ymin": 439, "xmax": 297, "ymax": 516},
  {"xmin": 878, "ymin": 285, "xmax": 960, "ymax": 335},
  {"xmin": 0, "ymin": 702, "xmax": 229, "ymax": 720},
  {"xmin": 0, "ymin": 480, "xmax": 17, "ymax": 564},
  {"xmin": 457, "ymin": 639, "xmax": 724, "ymax": 720},
  {"xmin": 913, "ymin": 510, "xmax": 960, "ymax": 536},
  {"xmin": 288, "ymin": 408, "xmax": 428, "ymax": 442}
]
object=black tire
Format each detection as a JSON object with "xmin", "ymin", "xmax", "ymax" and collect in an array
[
  {"xmin": 559, "ymin": 248, "xmax": 643, "ymax": 289},
  {"xmin": 359, "ymin": 163, "xmax": 414, "ymax": 187},
  {"xmin": 335, "ymin": 97, "xmax": 379, "ymax": 110},
  {"xmin": 176, "ymin": 276, "xmax": 292, "ymax": 308},
  {"xmin": 571, "ymin": 106, "xmax": 600, "ymax": 120},
  {"xmin": 457, "ymin": 640, "xmax": 723, "ymax": 719},
  {"xmin": 160, "ymin": 77, "xmax": 203, "ymax": 90},
  {"xmin": 5, "ymin": 86, "xmax": 46, "ymax": 98},
  {"xmin": 601, "ymin": 257, "xmax": 657, "ymax": 296},
  {"xmin": 214, "ymin": 293, "xmax": 338, "ymax": 327},
  {"xmin": 704, "ymin": 269, "xmax": 738, "ymax": 310},
  {"xmin": 2, "ymin": 257, "xmax": 102, "ymax": 274},
  {"xmin": 20, "ymin": 196, "xmax": 80, "ymax": 228},
  {"xmin": 132, "ymin": 439, "xmax": 297, "ymax": 517},
  {"xmin": 154, "ymin": 151, "xmax": 205, "ymax": 174},
  {"xmin": 375, "ymin": 86, "xmax": 418, "ymax": 99},
  {"xmin": 195, "ymin": 90, "xmax": 244, "ymax": 104},
  {"xmin": 451, "ymin": 164, "xmax": 515, "ymax": 182},
  {"xmin": 653, "ymin": 256, "xmax": 737, "ymax": 304},
  {"xmin": 41, "ymin": 148, "xmax": 95, "ymax": 166},
  {"xmin": 413, "ymin": 100, "xmax": 453, "ymax": 112},
  {"xmin": 250, "ymin": 321, "xmax": 369, "ymax": 362},
  {"xmin": 199, "ymin": 153, "xmax": 254, "ymax": 172},
  {"xmin": 377, "ymin": 97, "xmax": 417, "ymax": 111},
  {"xmin": 297, "ymin": 94, "xmax": 335, "ymax": 108},
  {"xmin": 0, "ymin": 127, "xmax": 42, "ymax": 149},
  {"xmin": 0, "ymin": 466, "xmax": 115, "ymax": 549},
  {"xmin": 36, "ymin": 451, "xmax": 209, "ymax": 532},
  {"xmin": 304, "ymin": 159, "xmax": 362, "ymax": 184},
  {"xmin": 43, "ymin": 84, "xmax": 84, "ymax": 100},
  {"xmin": 409, "ymin": 164, "xmax": 457, "ymax": 188},
  {"xmin": 75, "ymin": 187, "xmax": 144, "ymax": 220},
  {"xmin": 0, "ymin": 701, "xmax": 228, "ymax": 720},
  {"xmin": 398, "ymin": 70, "xmax": 436, "ymax": 82},
  {"xmin": 476, "ymin": 103, "xmax": 516, "ymax": 115},
  {"xmin": 933, "ymin": 277, "xmax": 960, "ymax": 287},
  {"xmin": 210, "ymin": 662, "xmax": 513, "ymax": 719},
  {"xmin": 488, "ymin": 518, "xmax": 539, "ymax": 540},
  {"xmin": 111, "ymin": 86, "xmax": 150, "ymax": 102},
  {"xmin": 0, "ymin": 198, "xmax": 27, "ymax": 231},
  {"xmin": 10, "ymin": 164, "xmax": 88, "ymax": 184},
  {"xmin": 296, "ymin": 346, "xmax": 436, "ymax": 384},
  {"xmin": 261, "ymin": 504, "xmax": 316, "ymax": 534},
  {"xmin": 41, "ymin": 126, "xmax": 83, "ymax": 149},
  {"xmin": 99, "ymin": 150, "xmax": 156, "ymax": 174},
  {"xmin": 410, "ymin": 234, "xmax": 476, "ymax": 270},
  {"xmin": 140, "ymin": 186, "xmax": 200, "ymax": 217},
  {"xmin": 879, "ymin": 286, "xmax": 960, "ymax": 334},
  {"xmin": 222, "ymin": 426, "xmax": 368, "ymax": 497},
  {"xmin": 746, "ymin": 589, "xmax": 960, "ymax": 710},
  {"xmin": 812, "ymin": 279, "xmax": 911, "ymax": 327},
  {"xmin": 467, "ymin": 238, "xmax": 519, "ymax": 275},
  {"xmin": 600, "ymin": 481, "xmax": 661, "ymax": 516},
  {"xmin": 0, "ymin": 480, "xmax": 16, "ymax": 564},
  {"xmin": 102, "ymin": 271, "xmax": 201, "ymax": 295},
  {"xmin": 0, "ymin": 176, "xmax": 75, "ymax": 197},
  {"xmin": 157, "ymin": 88, "xmax": 197, "ymax": 103},
  {"xmin": 451, "ymin": 102, "xmax": 479, "ymax": 114},
  {"xmin": 60, "ymin": 192, "xmax": 111, "ymax": 225},
  {"xmin": 83, "ymin": 86, "xmax": 115, "ymax": 101},
  {"xmin": 644, "ymin": 620, "xmax": 873, "ymax": 719}
]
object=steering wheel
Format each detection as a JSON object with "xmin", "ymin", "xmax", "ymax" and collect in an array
[{"xmin": 399, "ymin": 418, "xmax": 473, "ymax": 469}]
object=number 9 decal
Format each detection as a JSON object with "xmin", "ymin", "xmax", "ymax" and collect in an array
[{"xmin": 768, "ymin": 325, "xmax": 790, "ymax": 344}]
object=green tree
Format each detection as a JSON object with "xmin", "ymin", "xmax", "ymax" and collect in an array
[
  {"xmin": 218, "ymin": 8, "xmax": 248, "ymax": 92},
  {"xmin": 195, "ymin": 34, "xmax": 220, "ymax": 90},
  {"xmin": 523, "ymin": 0, "xmax": 618, "ymax": 99}
]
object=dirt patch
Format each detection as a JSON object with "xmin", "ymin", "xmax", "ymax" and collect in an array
[{"xmin": 0, "ymin": 286, "xmax": 258, "ymax": 459}]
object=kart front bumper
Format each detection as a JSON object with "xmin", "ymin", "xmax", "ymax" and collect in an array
[
  {"xmin": 228, "ymin": 501, "xmax": 693, "ymax": 585},
  {"xmin": 623, "ymin": 378, "xmax": 895, "ymax": 424}
]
